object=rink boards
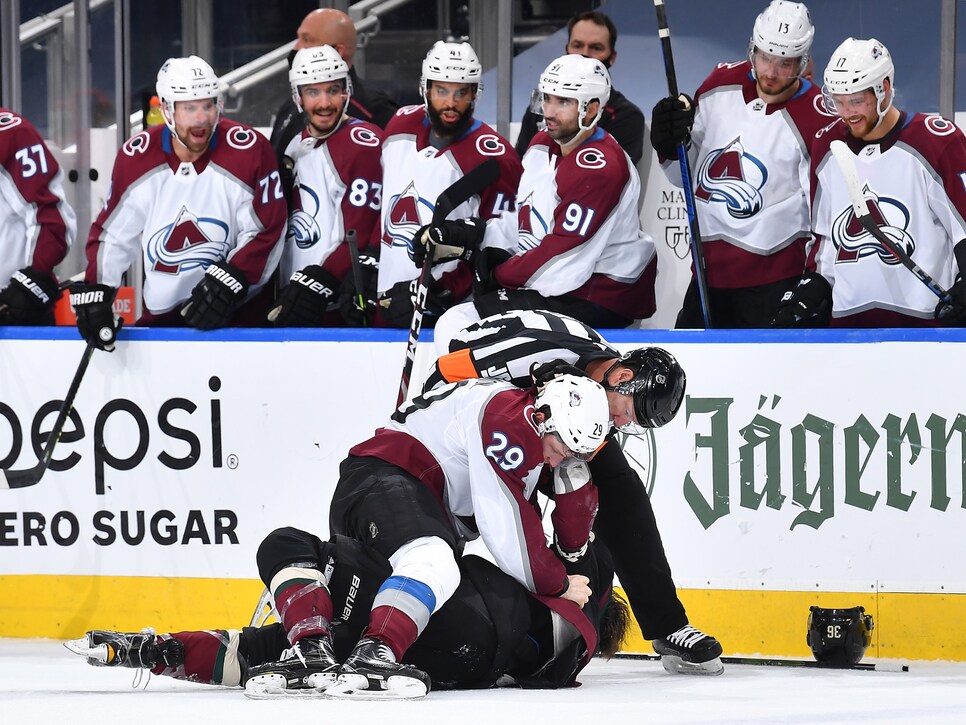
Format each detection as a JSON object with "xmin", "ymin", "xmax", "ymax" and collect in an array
[{"xmin": 0, "ymin": 326, "xmax": 964, "ymax": 661}]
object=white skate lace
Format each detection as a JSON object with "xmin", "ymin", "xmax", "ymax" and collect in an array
[
  {"xmin": 130, "ymin": 627, "xmax": 157, "ymax": 690},
  {"xmin": 278, "ymin": 642, "xmax": 308, "ymax": 666},
  {"xmin": 666, "ymin": 625, "xmax": 708, "ymax": 649}
]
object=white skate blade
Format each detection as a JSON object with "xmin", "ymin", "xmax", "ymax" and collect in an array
[
  {"xmin": 243, "ymin": 672, "xmax": 337, "ymax": 700},
  {"xmin": 324, "ymin": 673, "xmax": 428, "ymax": 700},
  {"xmin": 660, "ymin": 654, "xmax": 724, "ymax": 676},
  {"xmin": 63, "ymin": 637, "xmax": 109, "ymax": 664}
]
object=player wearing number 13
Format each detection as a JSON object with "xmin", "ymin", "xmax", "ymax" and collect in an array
[{"xmin": 72, "ymin": 55, "xmax": 286, "ymax": 349}]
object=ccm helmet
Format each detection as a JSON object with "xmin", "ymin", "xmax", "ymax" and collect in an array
[
  {"xmin": 534, "ymin": 374, "xmax": 610, "ymax": 458},
  {"xmin": 538, "ymin": 54, "xmax": 611, "ymax": 132},
  {"xmin": 823, "ymin": 37, "xmax": 895, "ymax": 128},
  {"xmin": 748, "ymin": 1, "xmax": 814, "ymax": 76},
  {"xmin": 602, "ymin": 348, "xmax": 686, "ymax": 433},
  {"xmin": 156, "ymin": 55, "xmax": 223, "ymax": 134},
  {"xmin": 289, "ymin": 45, "xmax": 351, "ymax": 112},
  {"xmin": 420, "ymin": 41, "xmax": 483, "ymax": 110},
  {"xmin": 807, "ymin": 606, "xmax": 874, "ymax": 666}
]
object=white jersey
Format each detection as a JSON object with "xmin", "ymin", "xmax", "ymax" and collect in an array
[
  {"xmin": 810, "ymin": 113, "xmax": 966, "ymax": 323},
  {"xmin": 88, "ymin": 120, "xmax": 287, "ymax": 316},
  {"xmin": 661, "ymin": 62, "xmax": 831, "ymax": 288},
  {"xmin": 0, "ymin": 109, "xmax": 75, "ymax": 283},
  {"xmin": 282, "ymin": 118, "xmax": 382, "ymax": 281},
  {"xmin": 348, "ymin": 379, "xmax": 593, "ymax": 596},
  {"xmin": 377, "ymin": 106, "xmax": 521, "ymax": 298}
]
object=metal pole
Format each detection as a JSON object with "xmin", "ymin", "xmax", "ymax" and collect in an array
[
  {"xmin": 495, "ymin": 0, "xmax": 512, "ymax": 141},
  {"xmin": 940, "ymin": 0, "xmax": 957, "ymax": 120},
  {"xmin": 1, "ymin": 0, "xmax": 21, "ymax": 110},
  {"xmin": 74, "ymin": 0, "xmax": 92, "ymax": 258},
  {"xmin": 114, "ymin": 0, "xmax": 131, "ymax": 146}
]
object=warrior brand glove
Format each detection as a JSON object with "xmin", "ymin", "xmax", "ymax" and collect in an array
[
  {"xmin": 69, "ymin": 283, "xmax": 122, "ymax": 351},
  {"xmin": 0, "ymin": 266, "xmax": 59, "ymax": 325},
  {"xmin": 378, "ymin": 278, "xmax": 454, "ymax": 328},
  {"xmin": 267, "ymin": 265, "xmax": 340, "ymax": 327},
  {"xmin": 181, "ymin": 260, "xmax": 249, "ymax": 331},
  {"xmin": 338, "ymin": 253, "xmax": 379, "ymax": 327},
  {"xmin": 473, "ymin": 247, "xmax": 513, "ymax": 297},
  {"xmin": 530, "ymin": 359, "xmax": 588, "ymax": 394},
  {"xmin": 649, "ymin": 93, "xmax": 695, "ymax": 159},
  {"xmin": 410, "ymin": 218, "xmax": 486, "ymax": 268},
  {"xmin": 770, "ymin": 272, "xmax": 833, "ymax": 328}
]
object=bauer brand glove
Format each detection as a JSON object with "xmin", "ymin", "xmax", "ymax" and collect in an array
[
  {"xmin": 0, "ymin": 266, "xmax": 59, "ymax": 325},
  {"xmin": 181, "ymin": 260, "xmax": 249, "ymax": 330},
  {"xmin": 70, "ymin": 283, "xmax": 122, "ymax": 351},
  {"xmin": 268, "ymin": 265, "xmax": 340, "ymax": 327}
]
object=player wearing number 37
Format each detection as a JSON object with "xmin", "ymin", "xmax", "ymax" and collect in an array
[{"xmin": 70, "ymin": 55, "xmax": 286, "ymax": 350}]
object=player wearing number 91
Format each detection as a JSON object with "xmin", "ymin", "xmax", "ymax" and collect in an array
[{"xmin": 73, "ymin": 55, "xmax": 286, "ymax": 345}]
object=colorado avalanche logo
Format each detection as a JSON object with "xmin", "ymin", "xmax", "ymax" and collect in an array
[
  {"xmin": 0, "ymin": 111, "xmax": 23, "ymax": 131},
  {"xmin": 516, "ymin": 191, "xmax": 549, "ymax": 250},
  {"xmin": 831, "ymin": 184, "xmax": 915, "ymax": 264},
  {"xmin": 147, "ymin": 206, "xmax": 230, "ymax": 273},
  {"xmin": 381, "ymin": 181, "xmax": 434, "ymax": 251},
  {"xmin": 287, "ymin": 185, "xmax": 322, "ymax": 249},
  {"xmin": 695, "ymin": 138, "xmax": 767, "ymax": 219}
]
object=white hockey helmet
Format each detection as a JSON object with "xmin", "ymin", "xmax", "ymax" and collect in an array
[
  {"xmin": 420, "ymin": 41, "xmax": 483, "ymax": 108},
  {"xmin": 534, "ymin": 374, "xmax": 610, "ymax": 458},
  {"xmin": 289, "ymin": 45, "xmax": 352, "ymax": 111},
  {"xmin": 748, "ymin": 1, "xmax": 814, "ymax": 76},
  {"xmin": 823, "ymin": 37, "xmax": 895, "ymax": 125},
  {"xmin": 538, "ymin": 54, "xmax": 611, "ymax": 131},
  {"xmin": 156, "ymin": 55, "xmax": 223, "ymax": 133}
]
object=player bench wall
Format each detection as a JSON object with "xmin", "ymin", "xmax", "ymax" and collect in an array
[{"xmin": 0, "ymin": 327, "xmax": 964, "ymax": 662}]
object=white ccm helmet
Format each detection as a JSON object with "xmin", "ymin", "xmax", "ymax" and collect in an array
[
  {"xmin": 289, "ymin": 45, "xmax": 352, "ymax": 112},
  {"xmin": 538, "ymin": 54, "xmax": 612, "ymax": 131},
  {"xmin": 420, "ymin": 41, "xmax": 483, "ymax": 110},
  {"xmin": 534, "ymin": 374, "xmax": 610, "ymax": 458},
  {"xmin": 823, "ymin": 37, "xmax": 895, "ymax": 127},
  {"xmin": 156, "ymin": 55, "xmax": 223, "ymax": 133},
  {"xmin": 748, "ymin": 0, "xmax": 814, "ymax": 76}
]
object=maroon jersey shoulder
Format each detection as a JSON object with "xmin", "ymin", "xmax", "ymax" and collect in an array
[
  {"xmin": 383, "ymin": 106, "xmax": 427, "ymax": 140},
  {"xmin": 555, "ymin": 130, "xmax": 630, "ymax": 198},
  {"xmin": 785, "ymin": 80, "xmax": 836, "ymax": 139},
  {"xmin": 210, "ymin": 119, "xmax": 277, "ymax": 182},
  {"xmin": 326, "ymin": 118, "xmax": 383, "ymax": 180},
  {"xmin": 449, "ymin": 121, "xmax": 520, "ymax": 176},
  {"xmin": 108, "ymin": 126, "xmax": 170, "ymax": 193},
  {"xmin": 696, "ymin": 61, "xmax": 753, "ymax": 99}
]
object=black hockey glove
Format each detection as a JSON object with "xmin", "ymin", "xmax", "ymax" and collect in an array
[
  {"xmin": 530, "ymin": 359, "xmax": 588, "ymax": 395},
  {"xmin": 338, "ymin": 252, "xmax": 379, "ymax": 327},
  {"xmin": 649, "ymin": 93, "xmax": 695, "ymax": 159},
  {"xmin": 181, "ymin": 260, "xmax": 249, "ymax": 331},
  {"xmin": 473, "ymin": 247, "xmax": 513, "ymax": 297},
  {"xmin": 267, "ymin": 265, "xmax": 340, "ymax": 327},
  {"xmin": 378, "ymin": 278, "xmax": 454, "ymax": 328},
  {"xmin": 411, "ymin": 218, "xmax": 486, "ymax": 268},
  {"xmin": 0, "ymin": 266, "xmax": 59, "ymax": 325},
  {"xmin": 770, "ymin": 272, "xmax": 833, "ymax": 328},
  {"xmin": 69, "ymin": 283, "xmax": 122, "ymax": 352},
  {"xmin": 936, "ymin": 240, "xmax": 966, "ymax": 325}
]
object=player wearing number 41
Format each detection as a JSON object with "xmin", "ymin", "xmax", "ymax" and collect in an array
[
  {"xmin": 425, "ymin": 53, "xmax": 657, "ymax": 335},
  {"xmin": 650, "ymin": 0, "xmax": 830, "ymax": 329},
  {"xmin": 266, "ymin": 46, "xmax": 383, "ymax": 327},
  {"xmin": 375, "ymin": 41, "xmax": 521, "ymax": 328},
  {"xmin": 0, "ymin": 109, "xmax": 76, "ymax": 326},
  {"xmin": 772, "ymin": 37, "xmax": 966, "ymax": 328},
  {"xmin": 69, "ymin": 55, "xmax": 286, "ymax": 350}
]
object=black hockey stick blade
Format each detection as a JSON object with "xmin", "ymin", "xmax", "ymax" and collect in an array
[
  {"xmin": 829, "ymin": 139, "xmax": 951, "ymax": 304},
  {"xmin": 0, "ymin": 342, "xmax": 96, "ymax": 490},
  {"xmin": 615, "ymin": 653, "xmax": 908, "ymax": 672}
]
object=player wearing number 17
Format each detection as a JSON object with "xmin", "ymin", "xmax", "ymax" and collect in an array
[{"xmin": 71, "ymin": 55, "xmax": 286, "ymax": 349}]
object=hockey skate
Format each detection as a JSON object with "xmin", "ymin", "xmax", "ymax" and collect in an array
[
  {"xmin": 324, "ymin": 637, "xmax": 431, "ymax": 700},
  {"xmin": 652, "ymin": 624, "xmax": 724, "ymax": 676},
  {"xmin": 64, "ymin": 628, "xmax": 183, "ymax": 669},
  {"xmin": 244, "ymin": 633, "xmax": 340, "ymax": 699}
]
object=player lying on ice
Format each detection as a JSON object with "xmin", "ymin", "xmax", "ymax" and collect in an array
[{"xmin": 68, "ymin": 371, "xmax": 625, "ymax": 699}]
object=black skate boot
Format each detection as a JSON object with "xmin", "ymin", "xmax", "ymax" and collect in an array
[
  {"xmin": 652, "ymin": 624, "xmax": 724, "ymax": 676},
  {"xmin": 244, "ymin": 632, "xmax": 340, "ymax": 699},
  {"xmin": 64, "ymin": 628, "xmax": 184, "ymax": 669},
  {"xmin": 325, "ymin": 637, "xmax": 431, "ymax": 700}
]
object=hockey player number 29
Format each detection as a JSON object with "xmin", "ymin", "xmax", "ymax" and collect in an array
[
  {"xmin": 485, "ymin": 432, "xmax": 524, "ymax": 471},
  {"xmin": 561, "ymin": 203, "xmax": 595, "ymax": 236},
  {"xmin": 15, "ymin": 145, "xmax": 48, "ymax": 178}
]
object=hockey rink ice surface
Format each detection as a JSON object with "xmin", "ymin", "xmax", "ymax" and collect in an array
[{"xmin": 4, "ymin": 639, "xmax": 965, "ymax": 724}]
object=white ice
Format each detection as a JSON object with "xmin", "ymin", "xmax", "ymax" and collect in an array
[{"xmin": 4, "ymin": 639, "xmax": 966, "ymax": 725}]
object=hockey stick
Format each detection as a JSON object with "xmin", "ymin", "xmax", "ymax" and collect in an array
[
  {"xmin": 345, "ymin": 228, "xmax": 367, "ymax": 327},
  {"xmin": 395, "ymin": 158, "xmax": 501, "ymax": 408},
  {"xmin": 0, "ymin": 342, "xmax": 96, "ymax": 489},
  {"xmin": 653, "ymin": 0, "xmax": 713, "ymax": 328},
  {"xmin": 829, "ymin": 139, "xmax": 953, "ymax": 313},
  {"xmin": 249, "ymin": 586, "xmax": 279, "ymax": 628},
  {"xmin": 616, "ymin": 652, "xmax": 908, "ymax": 672}
]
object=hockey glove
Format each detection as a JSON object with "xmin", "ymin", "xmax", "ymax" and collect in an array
[
  {"xmin": 0, "ymin": 266, "xmax": 59, "ymax": 325},
  {"xmin": 936, "ymin": 240, "xmax": 966, "ymax": 325},
  {"xmin": 770, "ymin": 272, "xmax": 833, "ymax": 328},
  {"xmin": 181, "ymin": 260, "xmax": 249, "ymax": 331},
  {"xmin": 378, "ymin": 278, "xmax": 454, "ymax": 328},
  {"xmin": 473, "ymin": 247, "xmax": 513, "ymax": 297},
  {"xmin": 69, "ymin": 283, "xmax": 122, "ymax": 352},
  {"xmin": 649, "ymin": 93, "xmax": 695, "ymax": 159},
  {"xmin": 530, "ymin": 359, "xmax": 588, "ymax": 395},
  {"xmin": 410, "ymin": 218, "xmax": 486, "ymax": 268},
  {"xmin": 338, "ymin": 252, "xmax": 379, "ymax": 327},
  {"xmin": 267, "ymin": 265, "xmax": 340, "ymax": 327}
]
